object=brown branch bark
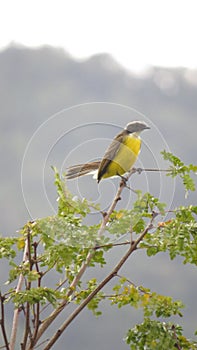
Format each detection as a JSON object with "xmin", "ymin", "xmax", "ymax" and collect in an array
[
  {"xmin": 10, "ymin": 237, "xmax": 29, "ymax": 350},
  {"xmin": 21, "ymin": 227, "xmax": 33, "ymax": 349},
  {"xmin": 0, "ymin": 293, "xmax": 9, "ymax": 350},
  {"xmin": 29, "ymin": 241, "xmax": 42, "ymax": 348},
  {"xmin": 94, "ymin": 240, "xmax": 130, "ymax": 250},
  {"xmin": 171, "ymin": 325, "xmax": 182, "ymax": 350}
]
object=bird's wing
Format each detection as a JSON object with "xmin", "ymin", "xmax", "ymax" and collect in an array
[{"xmin": 97, "ymin": 131, "xmax": 126, "ymax": 182}]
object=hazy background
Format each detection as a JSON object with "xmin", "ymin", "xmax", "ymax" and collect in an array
[{"xmin": 1, "ymin": 1, "xmax": 197, "ymax": 349}]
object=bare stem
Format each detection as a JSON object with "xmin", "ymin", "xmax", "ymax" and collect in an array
[
  {"xmin": 0, "ymin": 293, "xmax": 9, "ymax": 350},
  {"xmin": 10, "ymin": 237, "xmax": 29, "ymax": 350},
  {"xmin": 171, "ymin": 325, "xmax": 182, "ymax": 350},
  {"xmin": 94, "ymin": 240, "xmax": 130, "ymax": 250},
  {"xmin": 134, "ymin": 167, "xmax": 171, "ymax": 173},
  {"xmin": 31, "ymin": 242, "xmax": 42, "ymax": 346},
  {"xmin": 22, "ymin": 226, "xmax": 33, "ymax": 349}
]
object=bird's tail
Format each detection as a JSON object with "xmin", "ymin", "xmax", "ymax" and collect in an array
[{"xmin": 65, "ymin": 161, "xmax": 100, "ymax": 179}]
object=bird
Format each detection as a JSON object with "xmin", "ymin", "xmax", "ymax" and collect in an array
[{"xmin": 65, "ymin": 121, "xmax": 150, "ymax": 183}]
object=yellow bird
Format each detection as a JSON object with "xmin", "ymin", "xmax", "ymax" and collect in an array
[{"xmin": 66, "ymin": 121, "xmax": 150, "ymax": 183}]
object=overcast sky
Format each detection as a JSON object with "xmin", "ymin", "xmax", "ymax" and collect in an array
[{"xmin": 1, "ymin": 0, "xmax": 197, "ymax": 72}]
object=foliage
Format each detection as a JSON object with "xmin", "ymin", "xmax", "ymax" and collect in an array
[
  {"xmin": 0, "ymin": 154, "xmax": 196, "ymax": 350},
  {"xmin": 111, "ymin": 280, "xmax": 183, "ymax": 318},
  {"xmin": 141, "ymin": 205, "xmax": 197, "ymax": 264},
  {"xmin": 0, "ymin": 236, "xmax": 18, "ymax": 259},
  {"xmin": 108, "ymin": 191, "xmax": 166, "ymax": 236},
  {"xmin": 161, "ymin": 150, "xmax": 197, "ymax": 196},
  {"xmin": 126, "ymin": 320, "xmax": 197, "ymax": 350}
]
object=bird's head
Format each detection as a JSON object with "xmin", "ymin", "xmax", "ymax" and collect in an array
[{"xmin": 125, "ymin": 121, "xmax": 150, "ymax": 134}]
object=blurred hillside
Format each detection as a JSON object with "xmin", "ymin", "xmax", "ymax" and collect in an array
[{"xmin": 0, "ymin": 45, "xmax": 196, "ymax": 349}]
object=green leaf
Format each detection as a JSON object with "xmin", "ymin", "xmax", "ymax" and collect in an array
[
  {"xmin": 0, "ymin": 236, "xmax": 17, "ymax": 260},
  {"xmin": 161, "ymin": 150, "xmax": 196, "ymax": 194},
  {"xmin": 10, "ymin": 287, "xmax": 66, "ymax": 308},
  {"xmin": 52, "ymin": 166, "xmax": 96, "ymax": 217},
  {"xmin": 107, "ymin": 193, "xmax": 165, "ymax": 236},
  {"xmin": 142, "ymin": 205, "xmax": 197, "ymax": 265},
  {"xmin": 126, "ymin": 320, "xmax": 197, "ymax": 350},
  {"xmin": 74, "ymin": 278, "xmax": 104, "ymax": 316},
  {"xmin": 110, "ymin": 280, "xmax": 183, "ymax": 318}
]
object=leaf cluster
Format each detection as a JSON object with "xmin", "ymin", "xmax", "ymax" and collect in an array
[
  {"xmin": 108, "ymin": 191, "xmax": 165, "ymax": 236},
  {"xmin": 74, "ymin": 278, "xmax": 104, "ymax": 316},
  {"xmin": 161, "ymin": 150, "xmax": 197, "ymax": 195},
  {"xmin": 0, "ymin": 236, "xmax": 17, "ymax": 259},
  {"xmin": 126, "ymin": 319, "xmax": 197, "ymax": 350},
  {"xmin": 8, "ymin": 287, "xmax": 67, "ymax": 308},
  {"xmin": 111, "ymin": 279, "xmax": 183, "ymax": 318},
  {"xmin": 142, "ymin": 205, "xmax": 197, "ymax": 264}
]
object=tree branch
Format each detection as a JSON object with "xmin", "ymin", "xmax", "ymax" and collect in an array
[
  {"xmin": 134, "ymin": 167, "xmax": 171, "ymax": 174},
  {"xmin": 0, "ymin": 293, "xmax": 9, "ymax": 350},
  {"xmin": 31, "ymin": 242, "xmax": 42, "ymax": 347},
  {"xmin": 10, "ymin": 236, "xmax": 29, "ymax": 350},
  {"xmin": 21, "ymin": 227, "xmax": 33, "ymax": 350},
  {"xmin": 171, "ymin": 325, "xmax": 182, "ymax": 350},
  {"xmin": 94, "ymin": 240, "xmax": 130, "ymax": 250}
]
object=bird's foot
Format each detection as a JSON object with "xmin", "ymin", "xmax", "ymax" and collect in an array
[{"xmin": 118, "ymin": 174, "xmax": 128, "ymax": 186}]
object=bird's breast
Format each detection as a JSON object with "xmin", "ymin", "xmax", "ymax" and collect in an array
[{"xmin": 102, "ymin": 134, "xmax": 141, "ymax": 178}]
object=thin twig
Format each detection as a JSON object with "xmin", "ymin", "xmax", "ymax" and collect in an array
[
  {"xmin": 40, "ymin": 277, "xmax": 69, "ymax": 315},
  {"xmin": 171, "ymin": 325, "xmax": 182, "ymax": 350},
  {"xmin": 31, "ymin": 242, "xmax": 42, "ymax": 346},
  {"xmin": 95, "ymin": 240, "xmax": 131, "ymax": 249},
  {"xmin": 134, "ymin": 167, "xmax": 171, "ymax": 173},
  {"xmin": 10, "ymin": 237, "xmax": 29, "ymax": 350},
  {"xmin": 34, "ymin": 339, "xmax": 50, "ymax": 349},
  {"xmin": 116, "ymin": 274, "xmax": 151, "ymax": 295},
  {"xmin": 22, "ymin": 227, "xmax": 33, "ymax": 349},
  {"xmin": 0, "ymin": 293, "xmax": 9, "ymax": 350}
]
